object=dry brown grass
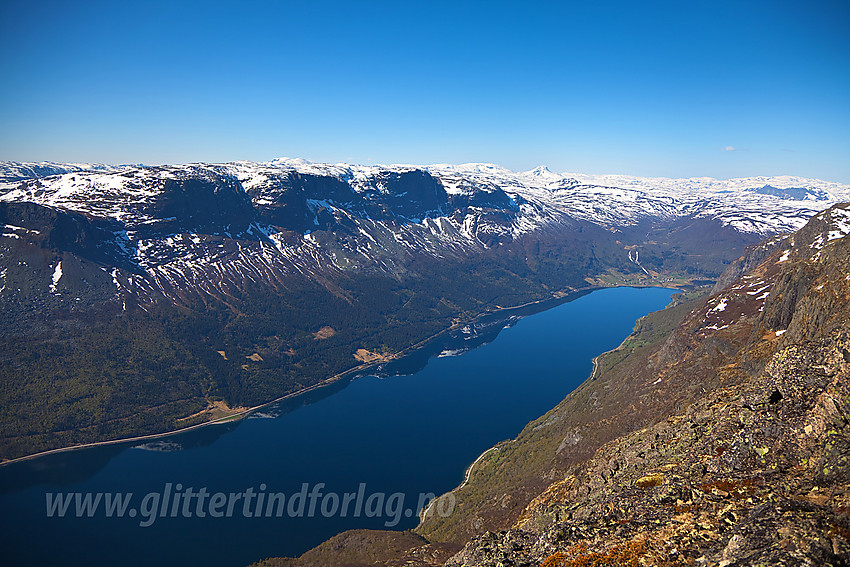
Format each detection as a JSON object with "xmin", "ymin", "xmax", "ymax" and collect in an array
[
  {"xmin": 540, "ymin": 540, "xmax": 649, "ymax": 567},
  {"xmin": 313, "ymin": 326, "xmax": 336, "ymax": 340}
]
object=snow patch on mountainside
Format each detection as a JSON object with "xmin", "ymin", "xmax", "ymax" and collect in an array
[
  {"xmin": 826, "ymin": 207, "xmax": 850, "ymax": 242},
  {"xmin": 49, "ymin": 261, "xmax": 63, "ymax": 294}
]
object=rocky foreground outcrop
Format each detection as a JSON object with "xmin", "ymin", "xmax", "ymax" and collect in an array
[{"xmin": 451, "ymin": 330, "xmax": 850, "ymax": 566}]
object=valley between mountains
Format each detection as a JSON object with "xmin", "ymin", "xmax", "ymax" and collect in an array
[
  {"xmin": 1, "ymin": 159, "xmax": 848, "ymax": 467},
  {"xmin": 253, "ymin": 202, "xmax": 850, "ymax": 566}
]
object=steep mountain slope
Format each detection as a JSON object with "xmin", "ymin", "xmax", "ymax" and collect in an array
[
  {"xmin": 1, "ymin": 160, "xmax": 848, "ymax": 460},
  {"xmin": 259, "ymin": 203, "xmax": 850, "ymax": 566},
  {"xmin": 445, "ymin": 207, "xmax": 850, "ymax": 567}
]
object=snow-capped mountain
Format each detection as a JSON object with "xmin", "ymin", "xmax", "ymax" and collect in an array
[
  {"xmin": 2, "ymin": 158, "xmax": 850, "ymax": 460},
  {"xmin": 2, "ymin": 158, "xmax": 848, "ymax": 308},
  {"xmin": 428, "ymin": 163, "xmax": 849, "ymax": 234},
  {"xmin": 2, "ymin": 159, "xmax": 848, "ymax": 309},
  {"xmin": 0, "ymin": 161, "xmax": 123, "ymax": 183}
]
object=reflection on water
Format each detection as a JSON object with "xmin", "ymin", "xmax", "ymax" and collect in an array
[
  {"xmin": 132, "ymin": 441, "xmax": 184, "ymax": 452},
  {"xmin": 0, "ymin": 419, "xmax": 244, "ymax": 496},
  {"xmin": 4, "ymin": 290, "xmax": 580, "ymax": 495}
]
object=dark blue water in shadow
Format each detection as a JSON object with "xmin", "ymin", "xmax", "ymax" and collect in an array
[{"xmin": 0, "ymin": 287, "xmax": 675, "ymax": 566}]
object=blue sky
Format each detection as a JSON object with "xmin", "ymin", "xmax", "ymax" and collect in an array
[{"xmin": 1, "ymin": 0, "xmax": 848, "ymax": 181}]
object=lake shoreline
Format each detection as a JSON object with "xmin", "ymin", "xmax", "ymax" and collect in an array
[
  {"xmin": 1, "ymin": 284, "xmax": 617, "ymax": 467},
  {"xmin": 0, "ymin": 285, "xmax": 685, "ymax": 567}
]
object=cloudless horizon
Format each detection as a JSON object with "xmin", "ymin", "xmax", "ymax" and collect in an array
[{"xmin": 1, "ymin": 1, "xmax": 848, "ymax": 182}]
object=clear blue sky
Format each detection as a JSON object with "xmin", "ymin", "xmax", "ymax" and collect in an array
[{"xmin": 1, "ymin": 0, "xmax": 848, "ymax": 181}]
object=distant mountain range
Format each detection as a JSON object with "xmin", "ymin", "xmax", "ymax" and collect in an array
[{"xmin": 1, "ymin": 159, "xmax": 849, "ymax": 460}]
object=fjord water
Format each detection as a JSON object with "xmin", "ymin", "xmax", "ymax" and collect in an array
[{"xmin": 0, "ymin": 287, "xmax": 674, "ymax": 566}]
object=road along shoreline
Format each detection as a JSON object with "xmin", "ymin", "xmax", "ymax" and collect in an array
[{"xmin": 2, "ymin": 286, "xmax": 607, "ymax": 467}]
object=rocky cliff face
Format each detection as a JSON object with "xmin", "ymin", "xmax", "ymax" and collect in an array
[{"xmin": 258, "ymin": 205, "xmax": 850, "ymax": 566}]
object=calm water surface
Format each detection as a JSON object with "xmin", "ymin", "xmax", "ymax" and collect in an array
[{"xmin": 0, "ymin": 287, "xmax": 674, "ymax": 566}]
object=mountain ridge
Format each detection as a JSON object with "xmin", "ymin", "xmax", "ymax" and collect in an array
[{"xmin": 1, "ymin": 159, "xmax": 848, "ymax": 461}]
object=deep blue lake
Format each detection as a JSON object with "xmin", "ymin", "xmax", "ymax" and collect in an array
[{"xmin": 0, "ymin": 286, "xmax": 675, "ymax": 566}]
